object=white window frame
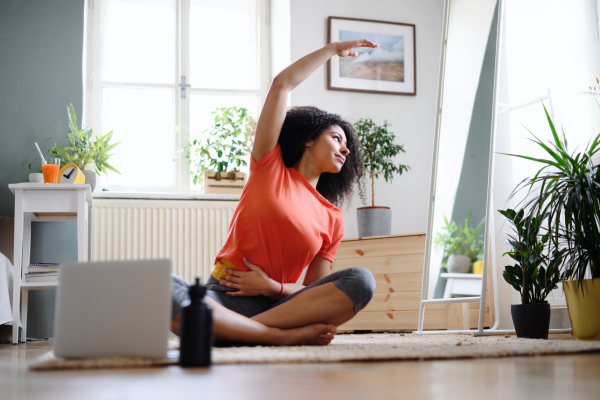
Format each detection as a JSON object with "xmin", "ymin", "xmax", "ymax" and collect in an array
[{"xmin": 83, "ymin": 0, "xmax": 271, "ymax": 193}]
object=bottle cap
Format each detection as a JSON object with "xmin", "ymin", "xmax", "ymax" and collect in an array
[{"xmin": 188, "ymin": 276, "xmax": 207, "ymax": 301}]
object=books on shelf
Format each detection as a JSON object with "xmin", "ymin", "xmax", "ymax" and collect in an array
[
  {"xmin": 24, "ymin": 263, "xmax": 60, "ymax": 282},
  {"xmin": 27, "ymin": 263, "xmax": 60, "ymax": 273},
  {"xmin": 24, "ymin": 274, "xmax": 59, "ymax": 283}
]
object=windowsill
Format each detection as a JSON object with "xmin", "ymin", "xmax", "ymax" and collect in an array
[{"xmin": 92, "ymin": 191, "xmax": 241, "ymax": 201}]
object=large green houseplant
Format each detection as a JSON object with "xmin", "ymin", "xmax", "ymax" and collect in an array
[
  {"xmin": 433, "ymin": 211, "xmax": 484, "ymax": 273},
  {"xmin": 500, "ymin": 102, "xmax": 600, "ymax": 341},
  {"xmin": 354, "ymin": 118, "xmax": 410, "ymax": 237},
  {"xmin": 185, "ymin": 107, "xmax": 255, "ymax": 193},
  {"xmin": 48, "ymin": 104, "xmax": 121, "ymax": 191},
  {"xmin": 498, "ymin": 208, "xmax": 561, "ymax": 339}
]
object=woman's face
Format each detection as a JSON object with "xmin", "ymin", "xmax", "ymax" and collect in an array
[{"xmin": 305, "ymin": 125, "xmax": 350, "ymax": 174}]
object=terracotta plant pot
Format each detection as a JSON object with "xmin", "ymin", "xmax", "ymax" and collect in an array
[
  {"xmin": 564, "ymin": 278, "xmax": 600, "ymax": 341},
  {"xmin": 511, "ymin": 302, "xmax": 551, "ymax": 339},
  {"xmin": 356, "ymin": 206, "xmax": 391, "ymax": 237}
]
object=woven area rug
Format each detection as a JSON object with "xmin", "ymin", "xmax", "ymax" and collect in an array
[{"xmin": 29, "ymin": 333, "xmax": 600, "ymax": 371}]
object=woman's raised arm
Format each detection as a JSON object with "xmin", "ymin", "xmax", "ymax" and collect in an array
[{"xmin": 251, "ymin": 39, "xmax": 379, "ymax": 163}]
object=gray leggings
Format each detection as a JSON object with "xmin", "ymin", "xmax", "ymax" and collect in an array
[{"xmin": 171, "ymin": 267, "xmax": 376, "ymax": 319}]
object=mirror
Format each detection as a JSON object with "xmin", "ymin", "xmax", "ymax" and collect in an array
[{"xmin": 425, "ymin": 0, "xmax": 500, "ymax": 301}]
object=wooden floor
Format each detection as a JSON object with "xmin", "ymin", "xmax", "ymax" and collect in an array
[{"xmin": 2, "ymin": 335, "xmax": 600, "ymax": 400}]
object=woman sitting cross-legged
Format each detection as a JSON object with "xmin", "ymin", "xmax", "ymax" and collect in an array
[{"xmin": 171, "ymin": 39, "xmax": 380, "ymax": 346}]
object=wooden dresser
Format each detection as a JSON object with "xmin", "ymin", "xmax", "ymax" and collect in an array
[{"xmin": 331, "ymin": 233, "xmax": 491, "ymax": 332}]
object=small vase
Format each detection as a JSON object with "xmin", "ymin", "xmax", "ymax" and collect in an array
[
  {"xmin": 511, "ymin": 302, "xmax": 551, "ymax": 339},
  {"xmin": 447, "ymin": 254, "xmax": 470, "ymax": 273},
  {"xmin": 81, "ymin": 170, "xmax": 97, "ymax": 192}
]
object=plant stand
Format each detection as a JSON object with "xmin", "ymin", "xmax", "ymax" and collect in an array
[
  {"xmin": 9, "ymin": 183, "xmax": 92, "ymax": 344},
  {"xmin": 202, "ymin": 171, "xmax": 246, "ymax": 195}
]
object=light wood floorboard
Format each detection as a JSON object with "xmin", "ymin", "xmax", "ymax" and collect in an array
[{"xmin": 2, "ymin": 335, "xmax": 600, "ymax": 400}]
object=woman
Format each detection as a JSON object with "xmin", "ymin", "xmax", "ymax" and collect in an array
[{"xmin": 171, "ymin": 38, "xmax": 380, "ymax": 346}]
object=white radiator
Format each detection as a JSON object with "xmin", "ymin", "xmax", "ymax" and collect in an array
[{"xmin": 91, "ymin": 199, "xmax": 238, "ymax": 282}]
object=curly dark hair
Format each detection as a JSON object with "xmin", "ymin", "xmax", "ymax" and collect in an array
[{"xmin": 278, "ymin": 106, "xmax": 366, "ymax": 208}]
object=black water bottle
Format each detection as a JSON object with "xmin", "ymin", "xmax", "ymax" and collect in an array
[{"xmin": 179, "ymin": 277, "xmax": 213, "ymax": 367}]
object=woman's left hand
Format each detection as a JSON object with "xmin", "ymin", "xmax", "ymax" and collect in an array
[
  {"xmin": 334, "ymin": 39, "xmax": 379, "ymax": 58},
  {"xmin": 219, "ymin": 257, "xmax": 279, "ymax": 297}
]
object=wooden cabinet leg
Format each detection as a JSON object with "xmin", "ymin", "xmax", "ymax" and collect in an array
[{"xmin": 447, "ymin": 302, "xmax": 470, "ymax": 331}]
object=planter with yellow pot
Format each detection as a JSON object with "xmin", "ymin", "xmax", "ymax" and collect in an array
[
  {"xmin": 472, "ymin": 259, "xmax": 484, "ymax": 275},
  {"xmin": 564, "ymin": 278, "xmax": 600, "ymax": 341}
]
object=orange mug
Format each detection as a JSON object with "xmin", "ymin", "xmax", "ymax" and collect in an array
[{"xmin": 42, "ymin": 158, "xmax": 60, "ymax": 184}]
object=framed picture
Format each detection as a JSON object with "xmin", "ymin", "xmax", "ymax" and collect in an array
[{"xmin": 327, "ymin": 17, "xmax": 416, "ymax": 96}]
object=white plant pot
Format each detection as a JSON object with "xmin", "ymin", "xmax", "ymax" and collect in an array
[
  {"xmin": 447, "ymin": 254, "xmax": 471, "ymax": 273},
  {"xmin": 29, "ymin": 173, "xmax": 44, "ymax": 183},
  {"xmin": 82, "ymin": 170, "xmax": 97, "ymax": 192}
]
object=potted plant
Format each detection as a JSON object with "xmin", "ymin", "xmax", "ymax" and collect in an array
[
  {"xmin": 433, "ymin": 211, "xmax": 484, "ymax": 273},
  {"xmin": 27, "ymin": 162, "xmax": 43, "ymax": 183},
  {"xmin": 354, "ymin": 118, "xmax": 410, "ymax": 237},
  {"xmin": 500, "ymin": 102, "xmax": 600, "ymax": 341},
  {"xmin": 498, "ymin": 208, "xmax": 561, "ymax": 339},
  {"xmin": 48, "ymin": 104, "xmax": 121, "ymax": 191},
  {"xmin": 185, "ymin": 107, "xmax": 256, "ymax": 195}
]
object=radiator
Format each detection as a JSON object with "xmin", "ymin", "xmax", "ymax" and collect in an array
[{"xmin": 91, "ymin": 199, "xmax": 239, "ymax": 282}]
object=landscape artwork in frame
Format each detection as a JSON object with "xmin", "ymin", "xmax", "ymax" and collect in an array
[{"xmin": 328, "ymin": 17, "xmax": 416, "ymax": 96}]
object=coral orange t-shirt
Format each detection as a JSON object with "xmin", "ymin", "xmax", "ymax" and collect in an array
[{"xmin": 214, "ymin": 144, "xmax": 344, "ymax": 284}]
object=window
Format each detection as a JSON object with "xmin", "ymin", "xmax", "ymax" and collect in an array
[{"xmin": 84, "ymin": 0, "xmax": 269, "ymax": 192}]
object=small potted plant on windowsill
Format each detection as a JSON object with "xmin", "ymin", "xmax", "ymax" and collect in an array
[
  {"xmin": 433, "ymin": 211, "xmax": 484, "ymax": 273},
  {"xmin": 48, "ymin": 104, "xmax": 121, "ymax": 191},
  {"xmin": 185, "ymin": 107, "xmax": 256, "ymax": 195},
  {"xmin": 354, "ymin": 118, "xmax": 409, "ymax": 237},
  {"xmin": 498, "ymin": 208, "xmax": 561, "ymax": 339}
]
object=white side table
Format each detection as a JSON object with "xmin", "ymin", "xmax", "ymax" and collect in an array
[
  {"xmin": 441, "ymin": 272, "xmax": 482, "ymax": 299},
  {"xmin": 9, "ymin": 183, "xmax": 92, "ymax": 344}
]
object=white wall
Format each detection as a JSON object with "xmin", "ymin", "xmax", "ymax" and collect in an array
[{"xmin": 289, "ymin": 0, "xmax": 445, "ymax": 239}]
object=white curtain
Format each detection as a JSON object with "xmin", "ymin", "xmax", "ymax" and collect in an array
[{"xmin": 493, "ymin": 0, "xmax": 600, "ymax": 328}]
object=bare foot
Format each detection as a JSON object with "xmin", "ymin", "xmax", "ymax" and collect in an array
[{"xmin": 277, "ymin": 323, "xmax": 337, "ymax": 346}]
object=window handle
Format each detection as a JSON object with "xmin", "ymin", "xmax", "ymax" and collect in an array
[{"xmin": 178, "ymin": 76, "xmax": 191, "ymax": 98}]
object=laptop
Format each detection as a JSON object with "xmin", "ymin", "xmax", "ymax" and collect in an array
[{"xmin": 53, "ymin": 260, "xmax": 171, "ymax": 358}]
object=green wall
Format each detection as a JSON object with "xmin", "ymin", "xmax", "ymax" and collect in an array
[
  {"xmin": 0, "ymin": 0, "xmax": 84, "ymax": 216},
  {"xmin": 0, "ymin": 0, "xmax": 84, "ymax": 338}
]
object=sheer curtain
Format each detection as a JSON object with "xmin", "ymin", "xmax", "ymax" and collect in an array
[{"xmin": 493, "ymin": 0, "xmax": 600, "ymax": 328}]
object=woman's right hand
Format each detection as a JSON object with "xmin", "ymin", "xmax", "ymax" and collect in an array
[{"xmin": 334, "ymin": 39, "xmax": 379, "ymax": 57}]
